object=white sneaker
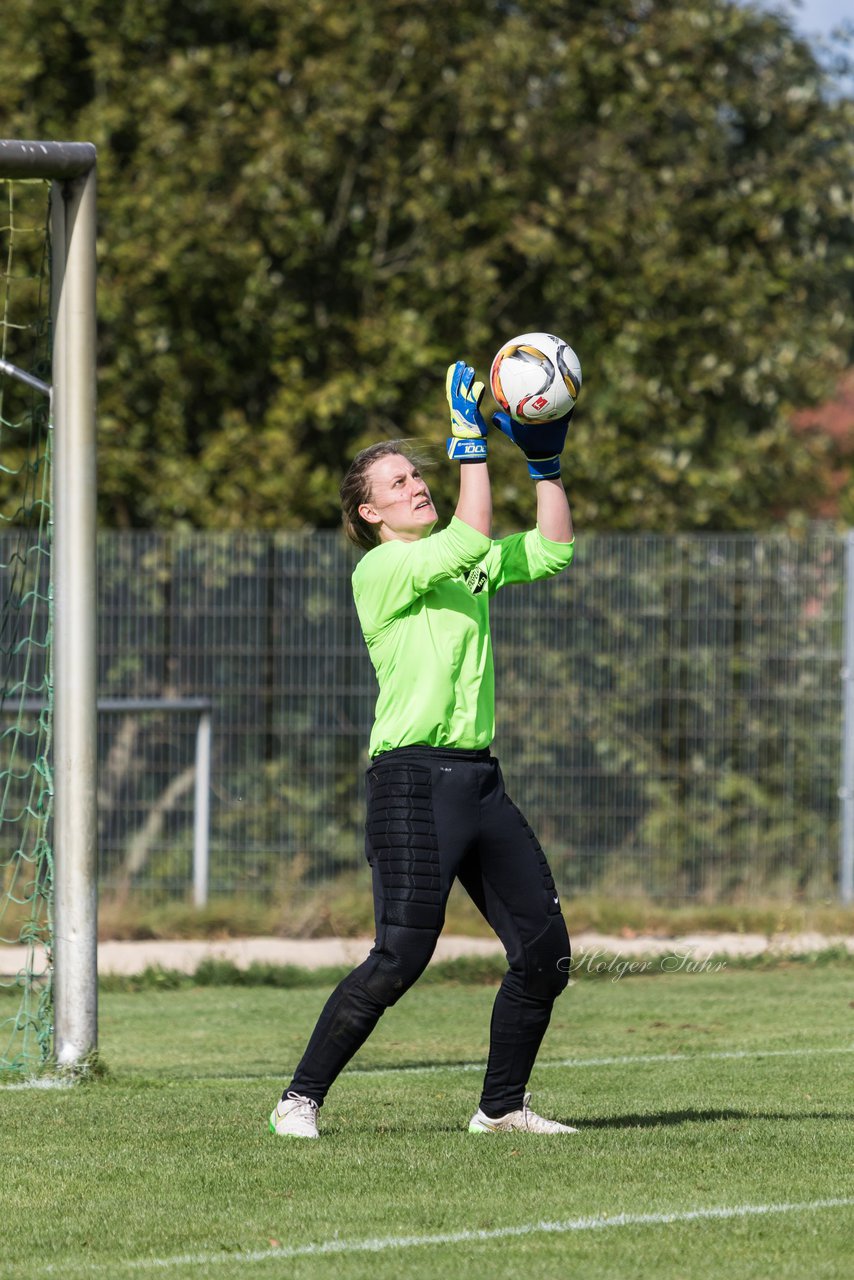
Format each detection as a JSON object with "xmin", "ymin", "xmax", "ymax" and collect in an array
[
  {"xmin": 468, "ymin": 1092, "xmax": 578, "ymax": 1134},
  {"xmin": 268, "ymin": 1091, "xmax": 319, "ymax": 1138}
]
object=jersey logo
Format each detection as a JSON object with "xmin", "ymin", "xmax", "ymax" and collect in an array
[{"xmin": 464, "ymin": 567, "xmax": 488, "ymax": 595}]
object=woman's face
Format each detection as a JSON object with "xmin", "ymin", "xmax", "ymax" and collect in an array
[{"xmin": 359, "ymin": 453, "xmax": 437, "ymax": 543}]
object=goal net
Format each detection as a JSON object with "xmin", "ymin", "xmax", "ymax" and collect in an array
[
  {"xmin": 0, "ymin": 141, "xmax": 98, "ymax": 1076},
  {"xmin": 0, "ymin": 176, "xmax": 53, "ymax": 1071}
]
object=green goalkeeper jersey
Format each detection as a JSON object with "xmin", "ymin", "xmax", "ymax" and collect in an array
[{"xmin": 352, "ymin": 516, "xmax": 575, "ymax": 757}]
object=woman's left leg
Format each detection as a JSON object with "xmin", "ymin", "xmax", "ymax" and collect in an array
[{"xmin": 457, "ymin": 757, "xmax": 571, "ymax": 1119}]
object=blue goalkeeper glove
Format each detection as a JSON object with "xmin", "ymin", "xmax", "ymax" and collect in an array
[
  {"xmin": 445, "ymin": 361, "xmax": 488, "ymax": 463},
  {"xmin": 492, "ymin": 408, "xmax": 574, "ymax": 479}
]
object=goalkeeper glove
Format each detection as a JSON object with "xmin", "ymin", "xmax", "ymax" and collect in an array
[
  {"xmin": 445, "ymin": 361, "xmax": 488, "ymax": 463},
  {"xmin": 492, "ymin": 409, "xmax": 574, "ymax": 479}
]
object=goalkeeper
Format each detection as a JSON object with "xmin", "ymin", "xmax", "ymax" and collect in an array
[{"xmin": 270, "ymin": 360, "xmax": 578, "ymax": 1137}]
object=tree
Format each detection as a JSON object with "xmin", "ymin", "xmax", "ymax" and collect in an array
[{"xmin": 1, "ymin": 0, "xmax": 851, "ymax": 531}]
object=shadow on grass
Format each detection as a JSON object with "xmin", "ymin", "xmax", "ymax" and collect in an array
[
  {"xmin": 404, "ymin": 1107, "xmax": 854, "ymax": 1136},
  {"xmin": 580, "ymin": 1108, "xmax": 854, "ymax": 1128}
]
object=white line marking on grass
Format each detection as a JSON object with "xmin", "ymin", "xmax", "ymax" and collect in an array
[
  {"xmin": 7, "ymin": 1046, "xmax": 851, "ymax": 1091},
  {"xmin": 553, "ymin": 1044, "xmax": 854, "ymax": 1069},
  {"xmin": 347, "ymin": 1043, "xmax": 854, "ymax": 1077},
  {"xmin": 43, "ymin": 1197, "xmax": 854, "ymax": 1273},
  {"xmin": 0, "ymin": 1077, "xmax": 73, "ymax": 1091}
]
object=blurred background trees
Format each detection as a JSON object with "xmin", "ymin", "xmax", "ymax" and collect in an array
[{"xmin": 1, "ymin": 0, "xmax": 852, "ymax": 533}]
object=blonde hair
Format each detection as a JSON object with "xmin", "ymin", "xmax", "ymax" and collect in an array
[{"xmin": 340, "ymin": 441, "xmax": 425, "ymax": 551}]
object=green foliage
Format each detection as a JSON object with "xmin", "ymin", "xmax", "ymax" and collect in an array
[
  {"xmin": 94, "ymin": 885, "xmax": 854, "ymax": 942},
  {"xmin": 93, "ymin": 947, "xmax": 854, "ymax": 994},
  {"xmin": 1, "ymin": 0, "xmax": 852, "ymax": 530}
]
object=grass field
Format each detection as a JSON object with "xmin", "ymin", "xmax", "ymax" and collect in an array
[{"xmin": 2, "ymin": 955, "xmax": 853, "ymax": 1279}]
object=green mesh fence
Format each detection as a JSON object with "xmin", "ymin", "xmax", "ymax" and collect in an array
[{"xmin": 0, "ymin": 178, "xmax": 54, "ymax": 1074}]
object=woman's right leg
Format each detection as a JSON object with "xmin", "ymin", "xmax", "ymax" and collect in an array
[
  {"xmin": 285, "ymin": 753, "xmax": 452, "ymax": 1106},
  {"xmin": 284, "ymin": 865, "xmax": 440, "ymax": 1105}
]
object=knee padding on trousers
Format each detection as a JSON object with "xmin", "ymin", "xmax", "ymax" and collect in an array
[
  {"xmin": 522, "ymin": 914, "xmax": 571, "ymax": 1000},
  {"xmin": 357, "ymin": 925, "xmax": 438, "ymax": 1009},
  {"xmin": 366, "ymin": 763, "xmax": 444, "ymax": 933}
]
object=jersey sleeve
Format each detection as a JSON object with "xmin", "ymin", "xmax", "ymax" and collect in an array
[
  {"xmin": 483, "ymin": 527, "xmax": 575, "ymax": 594},
  {"xmin": 353, "ymin": 516, "xmax": 493, "ymax": 635}
]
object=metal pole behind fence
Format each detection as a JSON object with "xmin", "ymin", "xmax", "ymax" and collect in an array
[
  {"xmin": 840, "ymin": 531, "xmax": 854, "ymax": 905},
  {"xmin": 193, "ymin": 711, "xmax": 212, "ymax": 907},
  {"xmin": 97, "ymin": 699, "xmax": 213, "ymax": 907}
]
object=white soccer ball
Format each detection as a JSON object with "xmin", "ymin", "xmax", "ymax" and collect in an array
[{"xmin": 489, "ymin": 331, "xmax": 582, "ymax": 424}]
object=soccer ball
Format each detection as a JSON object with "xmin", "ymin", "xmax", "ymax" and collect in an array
[{"xmin": 490, "ymin": 332, "xmax": 582, "ymax": 424}]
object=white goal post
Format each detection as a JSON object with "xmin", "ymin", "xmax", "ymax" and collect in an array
[{"xmin": 0, "ymin": 140, "xmax": 98, "ymax": 1069}]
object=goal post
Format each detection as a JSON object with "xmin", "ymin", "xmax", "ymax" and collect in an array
[{"xmin": 0, "ymin": 140, "xmax": 98, "ymax": 1072}]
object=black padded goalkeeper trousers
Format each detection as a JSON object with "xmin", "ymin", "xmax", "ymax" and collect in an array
[{"xmin": 286, "ymin": 745, "xmax": 571, "ymax": 1117}]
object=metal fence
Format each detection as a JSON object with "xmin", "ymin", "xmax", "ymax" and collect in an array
[{"xmin": 88, "ymin": 529, "xmax": 847, "ymax": 904}]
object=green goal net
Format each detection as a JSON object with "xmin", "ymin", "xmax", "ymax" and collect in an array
[{"xmin": 0, "ymin": 176, "xmax": 54, "ymax": 1072}]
